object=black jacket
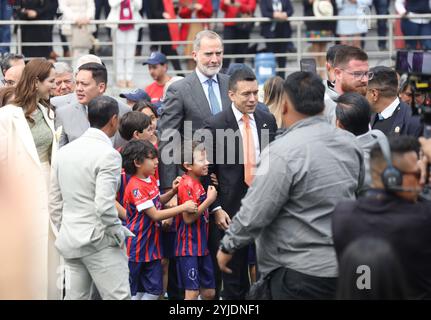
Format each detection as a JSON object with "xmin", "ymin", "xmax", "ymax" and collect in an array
[
  {"xmin": 203, "ymin": 106, "xmax": 277, "ymax": 218},
  {"xmin": 370, "ymin": 101, "xmax": 423, "ymax": 138},
  {"xmin": 332, "ymin": 190, "xmax": 431, "ymax": 299},
  {"xmin": 260, "ymin": 0, "xmax": 294, "ymax": 38}
]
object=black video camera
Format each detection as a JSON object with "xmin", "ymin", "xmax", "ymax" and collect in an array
[{"xmin": 396, "ymin": 50, "xmax": 431, "ymax": 137}]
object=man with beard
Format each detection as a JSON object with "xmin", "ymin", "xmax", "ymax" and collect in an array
[
  {"xmin": 158, "ymin": 30, "xmax": 232, "ymax": 299},
  {"xmin": 367, "ymin": 66, "xmax": 422, "ymax": 137},
  {"xmin": 324, "ymin": 46, "xmax": 370, "ymax": 125}
]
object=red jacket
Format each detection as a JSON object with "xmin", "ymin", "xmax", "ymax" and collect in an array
[
  {"xmin": 179, "ymin": 0, "xmax": 213, "ymax": 41},
  {"xmin": 220, "ymin": 0, "xmax": 256, "ymax": 26}
]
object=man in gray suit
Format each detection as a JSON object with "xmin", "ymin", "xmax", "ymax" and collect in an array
[
  {"xmin": 54, "ymin": 62, "xmax": 129, "ymax": 149},
  {"xmin": 157, "ymin": 30, "xmax": 232, "ymax": 298},
  {"xmin": 49, "ymin": 96, "xmax": 133, "ymax": 300}
]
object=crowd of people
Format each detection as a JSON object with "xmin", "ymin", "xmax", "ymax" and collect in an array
[
  {"xmin": 1, "ymin": 0, "xmax": 431, "ymax": 82},
  {"xmin": 1, "ymin": 22, "xmax": 431, "ymax": 301}
]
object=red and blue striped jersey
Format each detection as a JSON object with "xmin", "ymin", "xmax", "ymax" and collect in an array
[
  {"xmin": 175, "ymin": 174, "xmax": 210, "ymax": 257},
  {"xmin": 123, "ymin": 175, "xmax": 163, "ymax": 262}
]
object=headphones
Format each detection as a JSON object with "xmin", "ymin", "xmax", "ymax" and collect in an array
[{"xmin": 373, "ymin": 132, "xmax": 403, "ymax": 192}]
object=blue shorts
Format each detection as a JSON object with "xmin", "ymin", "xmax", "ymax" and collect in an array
[
  {"xmin": 248, "ymin": 243, "xmax": 256, "ymax": 266},
  {"xmin": 176, "ymin": 255, "xmax": 216, "ymax": 291},
  {"xmin": 129, "ymin": 260, "xmax": 163, "ymax": 296}
]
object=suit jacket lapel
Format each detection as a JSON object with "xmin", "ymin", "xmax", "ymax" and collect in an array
[
  {"xmin": 190, "ymin": 71, "xmax": 212, "ymax": 119},
  {"xmin": 12, "ymin": 108, "xmax": 41, "ymax": 167},
  {"xmin": 370, "ymin": 112, "xmax": 377, "ymax": 128},
  {"xmin": 217, "ymin": 74, "xmax": 231, "ymax": 110},
  {"xmin": 390, "ymin": 103, "xmax": 404, "ymax": 134},
  {"xmin": 254, "ymin": 111, "xmax": 264, "ymax": 152}
]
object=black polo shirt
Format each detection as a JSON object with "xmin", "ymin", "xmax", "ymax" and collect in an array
[{"xmin": 332, "ymin": 190, "xmax": 431, "ymax": 299}]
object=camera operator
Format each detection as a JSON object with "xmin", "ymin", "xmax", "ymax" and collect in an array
[{"xmin": 333, "ymin": 135, "xmax": 431, "ymax": 299}]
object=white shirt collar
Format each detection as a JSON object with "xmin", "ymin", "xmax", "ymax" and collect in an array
[
  {"xmin": 195, "ymin": 68, "xmax": 218, "ymax": 84},
  {"xmin": 231, "ymin": 103, "xmax": 255, "ymax": 123},
  {"xmin": 87, "ymin": 127, "xmax": 113, "ymax": 146},
  {"xmin": 380, "ymin": 97, "xmax": 400, "ymax": 119}
]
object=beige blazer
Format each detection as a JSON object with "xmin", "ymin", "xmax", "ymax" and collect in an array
[{"xmin": 0, "ymin": 103, "xmax": 61, "ymax": 299}]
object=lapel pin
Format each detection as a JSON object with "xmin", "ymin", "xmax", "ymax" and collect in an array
[
  {"xmin": 394, "ymin": 126, "xmax": 400, "ymax": 133},
  {"xmin": 263, "ymin": 123, "xmax": 267, "ymax": 128}
]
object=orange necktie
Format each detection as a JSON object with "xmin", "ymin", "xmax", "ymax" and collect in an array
[{"xmin": 242, "ymin": 114, "xmax": 256, "ymax": 187}]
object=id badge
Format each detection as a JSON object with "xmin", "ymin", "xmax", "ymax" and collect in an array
[{"xmin": 122, "ymin": 7, "xmax": 131, "ymax": 18}]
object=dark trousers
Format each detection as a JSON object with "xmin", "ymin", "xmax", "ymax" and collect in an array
[
  {"xmin": 94, "ymin": 0, "xmax": 111, "ymax": 38},
  {"xmin": 373, "ymin": 0, "xmax": 389, "ymax": 48},
  {"xmin": 207, "ymin": 214, "xmax": 222, "ymax": 299},
  {"xmin": 266, "ymin": 40, "xmax": 288, "ymax": 79},
  {"xmin": 401, "ymin": 19, "xmax": 431, "ymax": 51},
  {"xmin": 223, "ymin": 25, "xmax": 251, "ymax": 71},
  {"xmin": 270, "ymin": 267, "xmax": 337, "ymax": 300},
  {"xmin": 221, "ymin": 243, "xmax": 250, "ymax": 300},
  {"xmin": 167, "ymin": 257, "xmax": 184, "ymax": 300}
]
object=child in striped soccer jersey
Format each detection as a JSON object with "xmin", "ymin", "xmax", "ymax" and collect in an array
[
  {"xmin": 121, "ymin": 140, "xmax": 197, "ymax": 300},
  {"xmin": 175, "ymin": 141, "xmax": 218, "ymax": 300}
]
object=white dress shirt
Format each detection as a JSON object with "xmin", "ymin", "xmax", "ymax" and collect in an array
[
  {"xmin": 395, "ymin": 0, "xmax": 430, "ymax": 24},
  {"xmin": 195, "ymin": 68, "xmax": 223, "ymax": 113},
  {"xmin": 231, "ymin": 103, "xmax": 261, "ymax": 161},
  {"xmin": 380, "ymin": 97, "xmax": 400, "ymax": 120}
]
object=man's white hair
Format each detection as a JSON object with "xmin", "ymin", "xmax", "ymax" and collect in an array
[{"xmin": 193, "ymin": 30, "xmax": 223, "ymax": 52}]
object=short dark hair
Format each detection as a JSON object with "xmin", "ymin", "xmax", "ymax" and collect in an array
[
  {"xmin": 333, "ymin": 46, "xmax": 368, "ymax": 68},
  {"xmin": 283, "ymin": 71, "xmax": 325, "ymax": 116},
  {"xmin": 326, "ymin": 45, "xmax": 348, "ymax": 66},
  {"xmin": 368, "ymin": 66, "xmax": 399, "ymax": 98},
  {"xmin": 180, "ymin": 140, "xmax": 206, "ymax": 172},
  {"xmin": 119, "ymin": 111, "xmax": 152, "ymax": 141},
  {"xmin": 78, "ymin": 62, "xmax": 108, "ymax": 85},
  {"xmin": 132, "ymin": 100, "xmax": 158, "ymax": 118},
  {"xmin": 370, "ymin": 135, "xmax": 420, "ymax": 168},
  {"xmin": 336, "ymin": 93, "xmax": 371, "ymax": 136},
  {"xmin": 336, "ymin": 237, "xmax": 409, "ymax": 299},
  {"xmin": 121, "ymin": 140, "xmax": 158, "ymax": 175},
  {"xmin": 87, "ymin": 96, "xmax": 119, "ymax": 129},
  {"xmin": 228, "ymin": 66, "xmax": 256, "ymax": 91},
  {"xmin": 1, "ymin": 53, "xmax": 25, "ymax": 76}
]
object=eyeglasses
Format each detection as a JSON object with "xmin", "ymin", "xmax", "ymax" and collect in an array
[{"xmin": 340, "ymin": 69, "xmax": 374, "ymax": 81}]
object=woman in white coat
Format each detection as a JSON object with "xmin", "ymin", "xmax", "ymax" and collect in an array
[
  {"xmin": 59, "ymin": 0, "xmax": 96, "ymax": 70},
  {"xmin": 107, "ymin": 0, "xmax": 143, "ymax": 88},
  {"xmin": 0, "ymin": 58, "xmax": 61, "ymax": 299}
]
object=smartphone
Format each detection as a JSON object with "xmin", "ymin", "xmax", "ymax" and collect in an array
[{"xmin": 300, "ymin": 58, "xmax": 317, "ymax": 74}]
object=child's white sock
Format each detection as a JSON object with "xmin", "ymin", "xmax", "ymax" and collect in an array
[
  {"xmin": 142, "ymin": 293, "xmax": 159, "ymax": 300},
  {"xmin": 132, "ymin": 292, "xmax": 144, "ymax": 300}
]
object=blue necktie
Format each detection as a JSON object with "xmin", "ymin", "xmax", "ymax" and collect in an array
[
  {"xmin": 207, "ymin": 78, "xmax": 221, "ymax": 115},
  {"xmin": 378, "ymin": 113, "xmax": 384, "ymax": 121}
]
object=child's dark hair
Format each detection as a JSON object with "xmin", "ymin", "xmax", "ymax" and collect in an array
[
  {"xmin": 119, "ymin": 111, "xmax": 152, "ymax": 141},
  {"xmin": 180, "ymin": 140, "xmax": 206, "ymax": 172},
  {"xmin": 132, "ymin": 100, "xmax": 158, "ymax": 118},
  {"xmin": 121, "ymin": 140, "xmax": 158, "ymax": 175}
]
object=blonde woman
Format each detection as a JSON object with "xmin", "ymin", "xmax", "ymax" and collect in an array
[{"xmin": 263, "ymin": 76, "xmax": 285, "ymax": 128}]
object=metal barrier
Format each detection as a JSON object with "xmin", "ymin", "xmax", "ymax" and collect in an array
[{"xmin": 1, "ymin": 14, "xmax": 431, "ymax": 79}]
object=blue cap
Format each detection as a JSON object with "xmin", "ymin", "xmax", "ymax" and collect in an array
[
  {"xmin": 119, "ymin": 89, "xmax": 151, "ymax": 102},
  {"xmin": 142, "ymin": 52, "xmax": 167, "ymax": 65}
]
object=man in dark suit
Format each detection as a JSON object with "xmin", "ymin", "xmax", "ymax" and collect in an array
[
  {"xmin": 367, "ymin": 66, "xmax": 423, "ymax": 138},
  {"xmin": 158, "ymin": 30, "xmax": 232, "ymax": 299},
  {"xmin": 203, "ymin": 66, "xmax": 277, "ymax": 300}
]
